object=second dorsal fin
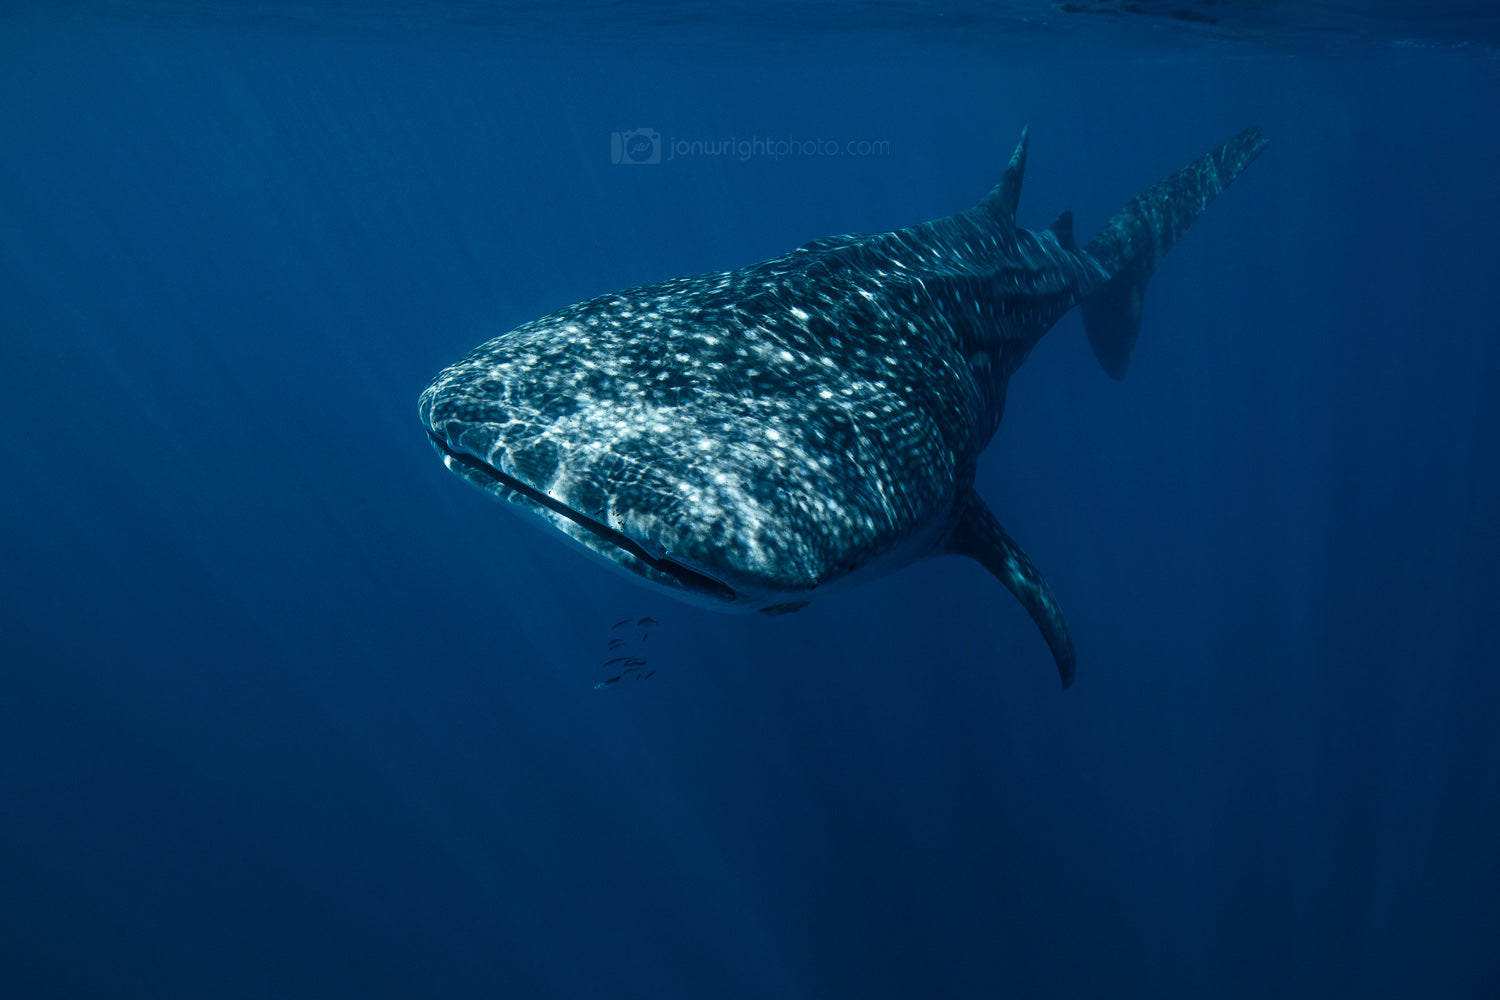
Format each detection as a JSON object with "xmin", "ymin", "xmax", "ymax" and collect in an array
[{"xmin": 1047, "ymin": 210, "xmax": 1076, "ymax": 250}]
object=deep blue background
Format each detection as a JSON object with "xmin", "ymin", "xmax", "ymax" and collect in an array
[{"xmin": 2, "ymin": 4, "xmax": 1498, "ymax": 997}]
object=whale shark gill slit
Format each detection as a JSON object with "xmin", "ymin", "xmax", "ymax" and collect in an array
[{"xmin": 425, "ymin": 430, "xmax": 737, "ymax": 604}]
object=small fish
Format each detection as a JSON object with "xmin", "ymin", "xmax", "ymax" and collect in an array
[
  {"xmin": 637, "ymin": 617, "xmax": 659, "ymax": 627},
  {"xmin": 593, "ymin": 674, "xmax": 621, "ymax": 689},
  {"xmin": 642, "ymin": 671, "xmax": 655, "ymax": 680},
  {"xmin": 611, "ymin": 618, "xmax": 633, "ymax": 630},
  {"xmin": 607, "ymin": 638, "xmax": 625, "ymax": 650},
  {"xmin": 603, "ymin": 656, "xmax": 629, "ymax": 666},
  {"xmin": 623, "ymin": 657, "xmax": 647, "ymax": 667}
]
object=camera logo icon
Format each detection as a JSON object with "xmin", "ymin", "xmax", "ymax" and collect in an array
[{"xmin": 611, "ymin": 128, "xmax": 662, "ymax": 165}]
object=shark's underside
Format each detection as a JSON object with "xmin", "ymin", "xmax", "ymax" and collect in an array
[{"xmin": 420, "ymin": 126, "xmax": 1268, "ymax": 689}]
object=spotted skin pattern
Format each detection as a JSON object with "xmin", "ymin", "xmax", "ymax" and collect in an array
[{"xmin": 420, "ymin": 127, "xmax": 1267, "ymax": 688}]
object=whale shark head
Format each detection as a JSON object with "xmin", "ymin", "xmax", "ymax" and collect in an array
[{"xmin": 418, "ymin": 285, "xmax": 960, "ymax": 613}]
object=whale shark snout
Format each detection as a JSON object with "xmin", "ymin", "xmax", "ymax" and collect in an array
[
  {"xmin": 418, "ymin": 335, "xmax": 918, "ymax": 612},
  {"xmin": 420, "ymin": 411, "xmax": 741, "ymax": 606}
]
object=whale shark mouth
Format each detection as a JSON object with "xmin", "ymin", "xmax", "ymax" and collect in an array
[{"xmin": 425, "ymin": 430, "xmax": 737, "ymax": 604}]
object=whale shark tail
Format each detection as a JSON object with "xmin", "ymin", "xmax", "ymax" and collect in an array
[{"xmin": 1081, "ymin": 126, "xmax": 1269, "ymax": 379}]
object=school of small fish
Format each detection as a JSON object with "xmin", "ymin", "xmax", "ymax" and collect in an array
[{"xmin": 593, "ymin": 617, "xmax": 659, "ymax": 689}]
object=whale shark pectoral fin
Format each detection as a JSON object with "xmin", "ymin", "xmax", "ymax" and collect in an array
[{"xmin": 946, "ymin": 493, "xmax": 1077, "ymax": 691}]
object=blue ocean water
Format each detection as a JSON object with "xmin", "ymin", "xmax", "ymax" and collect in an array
[{"xmin": 2, "ymin": 2, "xmax": 1497, "ymax": 997}]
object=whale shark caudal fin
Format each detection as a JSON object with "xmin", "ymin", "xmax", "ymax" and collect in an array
[
  {"xmin": 945, "ymin": 492, "xmax": 1077, "ymax": 690},
  {"xmin": 1081, "ymin": 125, "xmax": 1269, "ymax": 379}
]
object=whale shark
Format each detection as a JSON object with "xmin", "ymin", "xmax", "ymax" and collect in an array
[{"xmin": 419, "ymin": 126, "xmax": 1267, "ymax": 689}]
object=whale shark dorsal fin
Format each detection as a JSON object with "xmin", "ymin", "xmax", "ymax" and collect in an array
[
  {"xmin": 945, "ymin": 491, "xmax": 1076, "ymax": 690},
  {"xmin": 981, "ymin": 126, "xmax": 1029, "ymax": 223}
]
